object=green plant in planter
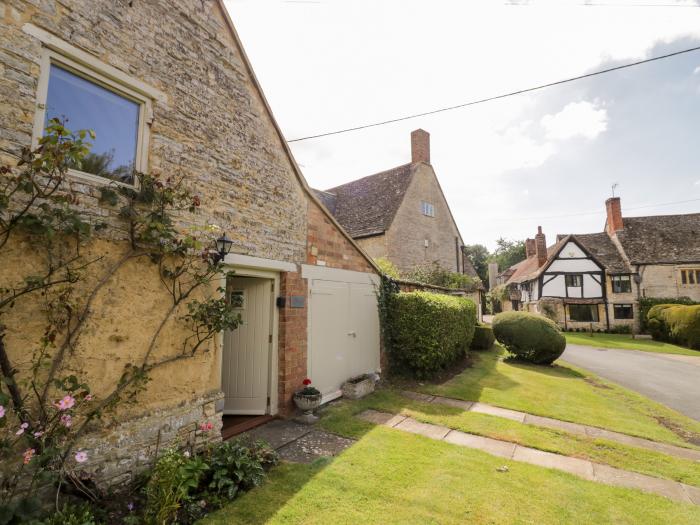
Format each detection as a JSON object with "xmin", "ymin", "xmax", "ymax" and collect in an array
[{"xmin": 298, "ymin": 378, "xmax": 321, "ymax": 396}]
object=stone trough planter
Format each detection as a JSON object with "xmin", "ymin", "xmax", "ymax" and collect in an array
[{"xmin": 341, "ymin": 374, "xmax": 376, "ymax": 400}]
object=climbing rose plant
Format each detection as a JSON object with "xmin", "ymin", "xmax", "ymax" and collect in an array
[{"xmin": 0, "ymin": 120, "xmax": 240, "ymax": 519}]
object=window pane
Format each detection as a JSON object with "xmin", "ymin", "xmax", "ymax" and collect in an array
[
  {"xmin": 569, "ymin": 304, "xmax": 598, "ymax": 322},
  {"xmin": 566, "ymin": 275, "xmax": 582, "ymax": 287},
  {"xmin": 614, "ymin": 304, "xmax": 634, "ymax": 319},
  {"xmin": 690, "ymin": 271, "xmax": 696, "ymax": 285},
  {"xmin": 45, "ymin": 64, "xmax": 139, "ymax": 184},
  {"xmin": 681, "ymin": 270, "xmax": 688, "ymax": 285}
]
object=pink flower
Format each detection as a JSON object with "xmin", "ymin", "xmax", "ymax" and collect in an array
[
  {"xmin": 56, "ymin": 395, "xmax": 75, "ymax": 411},
  {"xmin": 33, "ymin": 431, "xmax": 44, "ymax": 438},
  {"xmin": 74, "ymin": 451, "xmax": 88, "ymax": 463},
  {"xmin": 22, "ymin": 448, "xmax": 35, "ymax": 464},
  {"xmin": 199, "ymin": 421, "xmax": 214, "ymax": 432},
  {"xmin": 60, "ymin": 414, "xmax": 72, "ymax": 427},
  {"xmin": 0, "ymin": 405, "xmax": 5, "ymax": 418},
  {"xmin": 15, "ymin": 422, "xmax": 28, "ymax": 436},
  {"xmin": 84, "ymin": 394, "xmax": 93, "ymax": 401}
]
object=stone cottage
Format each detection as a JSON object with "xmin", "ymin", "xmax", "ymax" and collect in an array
[
  {"xmin": 314, "ymin": 129, "xmax": 478, "ymax": 278},
  {"xmin": 0, "ymin": 0, "xmax": 380, "ymax": 486},
  {"xmin": 500, "ymin": 197, "xmax": 700, "ymax": 332}
]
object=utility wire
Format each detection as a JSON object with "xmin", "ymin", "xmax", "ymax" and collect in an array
[
  {"xmin": 490, "ymin": 197, "xmax": 700, "ymax": 222},
  {"xmin": 288, "ymin": 44, "xmax": 700, "ymax": 142},
  {"xmin": 505, "ymin": 2, "xmax": 700, "ymax": 7}
]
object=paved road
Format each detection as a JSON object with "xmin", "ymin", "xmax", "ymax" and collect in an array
[{"xmin": 562, "ymin": 344, "xmax": 700, "ymax": 421}]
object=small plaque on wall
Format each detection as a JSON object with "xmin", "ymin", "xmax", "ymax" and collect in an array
[{"xmin": 290, "ymin": 295, "xmax": 305, "ymax": 308}]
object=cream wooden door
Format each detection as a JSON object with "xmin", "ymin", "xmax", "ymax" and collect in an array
[
  {"xmin": 308, "ymin": 273, "xmax": 380, "ymax": 401},
  {"xmin": 222, "ymin": 276, "xmax": 273, "ymax": 414}
]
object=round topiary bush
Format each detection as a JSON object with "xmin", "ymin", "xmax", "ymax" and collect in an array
[
  {"xmin": 492, "ymin": 311, "xmax": 566, "ymax": 365},
  {"xmin": 471, "ymin": 324, "xmax": 495, "ymax": 350}
]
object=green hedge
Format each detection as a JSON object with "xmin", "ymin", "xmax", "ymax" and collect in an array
[
  {"xmin": 647, "ymin": 304, "xmax": 700, "ymax": 350},
  {"xmin": 639, "ymin": 297, "xmax": 699, "ymax": 332},
  {"xmin": 471, "ymin": 325, "xmax": 495, "ymax": 350},
  {"xmin": 386, "ymin": 291, "xmax": 476, "ymax": 378},
  {"xmin": 492, "ymin": 311, "xmax": 566, "ymax": 365}
]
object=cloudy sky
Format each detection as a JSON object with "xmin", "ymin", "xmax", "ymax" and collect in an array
[{"xmin": 224, "ymin": 0, "xmax": 700, "ymax": 250}]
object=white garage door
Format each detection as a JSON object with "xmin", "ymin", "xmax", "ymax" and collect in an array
[{"xmin": 303, "ymin": 265, "xmax": 381, "ymax": 402}]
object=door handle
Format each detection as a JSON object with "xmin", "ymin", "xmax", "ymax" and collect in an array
[{"xmin": 347, "ymin": 331, "xmax": 357, "ymax": 338}]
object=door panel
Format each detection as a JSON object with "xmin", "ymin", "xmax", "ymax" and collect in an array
[
  {"xmin": 222, "ymin": 277, "xmax": 273, "ymax": 414},
  {"xmin": 308, "ymin": 275, "xmax": 380, "ymax": 401},
  {"xmin": 309, "ymin": 279, "xmax": 350, "ymax": 400}
]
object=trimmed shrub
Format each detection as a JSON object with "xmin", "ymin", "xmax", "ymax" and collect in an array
[
  {"xmin": 387, "ymin": 291, "xmax": 476, "ymax": 378},
  {"xmin": 492, "ymin": 311, "xmax": 566, "ymax": 365},
  {"xmin": 647, "ymin": 304, "xmax": 700, "ymax": 349},
  {"xmin": 471, "ymin": 325, "xmax": 495, "ymax": 350},
  {"xmin": 639, "ymin": 297, "xmax": 699, "ymax": 332}
]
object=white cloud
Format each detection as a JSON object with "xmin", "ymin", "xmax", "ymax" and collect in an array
[
  {"xmin": 540, "ymin": 101, "xmax": 608, "ymax": 141},
  {"xmin": 694, "ymin": 66, "xmax": 700, "ymax": 75},
  {"xmin": 694, "ymin": 179, "xmax": 700, "ymax": 186}
]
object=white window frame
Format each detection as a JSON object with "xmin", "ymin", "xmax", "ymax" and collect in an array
[
  {"xmin": 421, "ymin": 201, "xmax": 435, "ymax": 217},
  {"xmin": 27, "ymin": 25, "xmax": 160, "ymax": 188}
]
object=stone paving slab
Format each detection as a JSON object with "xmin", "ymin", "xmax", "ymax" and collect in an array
[
  {"xmin": 512, "ymin": 446, "xmax": 594, "ymax": 480},
  {"xmin": 471, "ymin": 402, "xmax": 526, "ymax": 423},
  {"xmin": 444, "ymin": 430, "xmax": 516, "ymax": 459},
  {"xmin": 592, "ymin": 464, "xmax": 691, "ymax": 503},
  {"xmin": 358, "ymin": 408, "xmax": 699, "ymax": 505},
  {"xmin": 430, "ymin": 396, "xmax": 474, "ymax": 411},
  {"xmin": 358, "ymin": 409, "xmax": 407, "ymax": 427},
  {"xmin": 242, "ymin": 419, "xmax": 311, "ymax": 450},
  {"xmin": 395, "ymin": 417, "xmax": 451, "ymax": 440},
  {"xmin": 277, "ymin": 430, "xmax": 355, "ymax": 463},
  {"xmin": 401, "ymin": 390, "xmax": 435, "ymax": 403},
  {"xmin": 402, "ymin": 391, "xmax": 700, "ymax": 461}
]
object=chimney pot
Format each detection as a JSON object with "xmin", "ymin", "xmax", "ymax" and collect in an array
[
  {"xmin": 525, "ymin": 238, "xmax": 536, "ymax": 258},
  {"xmin": 535, "ymin": 226, "xmax": 547, "ymax": 267},
  {"xmin": 605, "ymin": 197, "xmax": 624, "ymax": 235},
  {"xmin": 411, "ymin": 129, "xmax": 430, "ymax": 164}
]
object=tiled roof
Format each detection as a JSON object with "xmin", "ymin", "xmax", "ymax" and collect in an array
[
  {"xmin": 316, "ymin": 163, "xmax": 415, "ymax": 238},
  {"xmin": 508, "ymin": 237, "xmax": 568, "ymax": 284},
  {"xmin": 616, "ymin": 213, "xmax": 700, "ymax": 264},
  {"xmin": 574, "ymin": 232, "xmax": 630, "ymax": 274}
]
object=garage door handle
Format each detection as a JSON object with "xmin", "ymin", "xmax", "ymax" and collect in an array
[{"xmin": 347, "ymin": 331, "xmax": 357, "ymax": 337}]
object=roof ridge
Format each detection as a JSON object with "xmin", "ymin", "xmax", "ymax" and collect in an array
[{"xmin": 324, "ymin": 162, "xmax": 413, "ymax": 192}]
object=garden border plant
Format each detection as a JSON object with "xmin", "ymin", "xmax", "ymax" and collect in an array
[{"xmin": 0, "ymin": 120, "xmax": 242, "ymax": 521}]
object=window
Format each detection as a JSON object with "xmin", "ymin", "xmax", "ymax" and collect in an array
[
  {"xmin": 421, "ymin": 201, "xmax": 435, "ymax": 217},
  {"xmin": 613, "ymin": 304, "xmax": 634, "ymax": 320},
  {"xmin": 33, "ymin": 46, "xmax": 154, "ymax": 187},
  {"xmin": 565, "ymin": 274, "xmax": 583, "ymax": 287},
  {"xmin": 680, "ymin": 269, "xmax": 700, "ymax": 285},
  {"xmin": 568, "ymin": 304, "xmax": 599, "ymax": 322},
  {"xmin": 611, "ymin": 275, "xmax": 632, "ymax": 293}
]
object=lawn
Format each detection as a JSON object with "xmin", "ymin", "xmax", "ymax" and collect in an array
[
  {"xmin": 316, "ymin": 390, "xmax": 700, "ymax": 487},
  {"xmin": 421, "ymin": 346, "xmax": 700, "ymax": 447},
  {"xmin": 203, "ymin": 428, "xmax": 700, "ymax": 525},
  {"xmin": 565, "ymin": 332, "xmax": 700, "ymax": 356}
]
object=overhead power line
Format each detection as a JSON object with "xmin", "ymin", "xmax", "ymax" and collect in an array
[
  {"xmin": 490, "ymin": 197, "xmax": 700, "ymax": 222},
  {"xmin": 288, "ymin": 44, "xmax": 700, "ymax": 142}
]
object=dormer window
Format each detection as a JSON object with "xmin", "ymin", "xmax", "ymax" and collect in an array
[{"xmin": 421, "ymin": 201, "xmax": 435, "ymax": 217}]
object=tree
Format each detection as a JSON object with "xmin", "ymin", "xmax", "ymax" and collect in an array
[
  {"xmin": 490, "ymin": 238, "xmax": 526, "ymax": 272},
  {"xmin": 462, "ymin": 244, "xmax": 490, "ymax": 284}
]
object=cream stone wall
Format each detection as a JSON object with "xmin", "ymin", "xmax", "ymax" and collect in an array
[
  {"xmin": 0, "ymin": 0, "xmax": 309, "ymax": 486},
  {"xmin": 640, "ymin": 264, "xmax": 700, "ymax": 301},
  {"xmin": 386, "ymin": 163, "xmax": 463, "ymax": 273},
  {"xmin": 355, "ymin": 234, "xmax": 388, "ymax": 262}
]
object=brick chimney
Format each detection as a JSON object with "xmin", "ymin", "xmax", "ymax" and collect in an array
[
  {"xmin": 605, "ymin": 197, "xmax": 624, "ymax": 235},
  {"xmin": 535, "ymin": 226, "xmax": 547, "ymax": 267},
  {"xmin": 525, "ymin": 238, "xmax": 536, "ymax": 259},
  {"xmin": 411, "ymin": 129, "xmax": 430, "ymax": 164}
]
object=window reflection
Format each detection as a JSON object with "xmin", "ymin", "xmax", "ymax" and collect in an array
[{"xmin": 45, "ymin": 64, "xmax": 139, "ymax": 184}]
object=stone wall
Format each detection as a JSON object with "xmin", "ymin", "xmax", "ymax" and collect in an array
[
  {"xmin": 386, "ymin": 163, "xmax": 463, "ymax": 274},
  {"xmin": 354, "ymin": 233, "xmax": 388, "ymax": 262},
  {"xmin": 640, "ymin": 264, "xmax": 700, "ymax": 302}
]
